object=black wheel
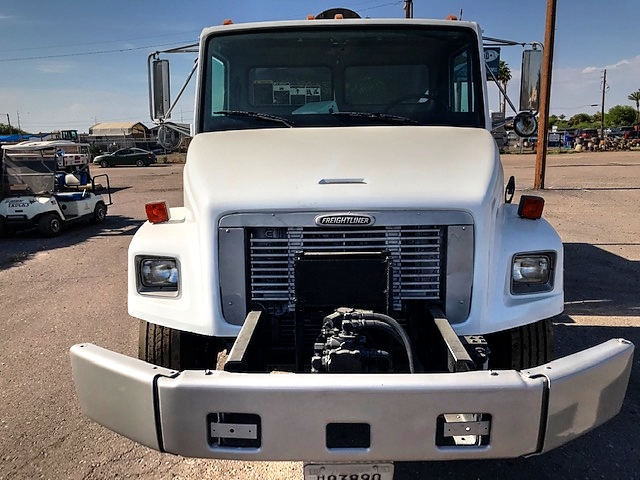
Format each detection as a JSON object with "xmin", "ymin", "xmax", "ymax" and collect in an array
[
  {"xmin": 90, "ymin": 202, "xmax": 107, "ymax": 224},
  {"xmin": 135, "ymin": 159, "xmax": 144, "ymax": 167},
  {"xmin": 0, "ymin": 217, "xmax": 14, "ymax": 238},
  {"xmin": 485, "ymin": 318, "xmax": 554, "ymax": 370},
  {"xmin": 38, "ymin": 213, "xmax": 63, "ymax": 237},
  {"xmin": 138, "ymin": 320, "xmax": 220, "ymax": 370},
  {"xmin": 100, "ymin": 160, "xmax": 109, "ymax": 168}
]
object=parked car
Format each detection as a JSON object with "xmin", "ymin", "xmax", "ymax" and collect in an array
[
  {"xmin": 578, "ymin": 128, "xmax": 598, "ymax": 140},
  {"xmin": 624, "ymin": 129, "xmax": 640, "ymax": 140},
  {"xmin": 93, "ymin": 148, "xmax": 157, "ymax": 168}
]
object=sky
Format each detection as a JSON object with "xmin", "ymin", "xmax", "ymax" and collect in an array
[{"xmin": 1, "ymin": 0, "xmax": 639, "ymax": 134}]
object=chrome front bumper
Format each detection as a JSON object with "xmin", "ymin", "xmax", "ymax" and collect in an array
[{"xmin": 70, "ymin": 339, "xmax": 633, "ymax": 461}]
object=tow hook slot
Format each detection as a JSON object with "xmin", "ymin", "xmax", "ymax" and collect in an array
[
  {"xmin": 208, "ymin": 413, "xmax": 261, "ymax": 449},
  {"xmin": 436, "ymin": 413, "xmax": 492, "ymax": 447}
]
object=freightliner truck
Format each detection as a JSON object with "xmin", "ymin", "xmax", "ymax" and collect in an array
[{"xmin": 70, "ymin": 9, "xmax": 633, "ymax": 479}]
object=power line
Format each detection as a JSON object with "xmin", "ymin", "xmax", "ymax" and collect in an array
[
  {"xmin": 0, "ymin": 31, "xmax": 202, "ymax": 54},
  {"xmin": 0, "ymin": 40, "xmax": 196, "ymax": 62}
]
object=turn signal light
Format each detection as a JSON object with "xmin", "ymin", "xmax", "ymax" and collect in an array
[
  {"xmin": 145, "ymin": 201, "xmax": 170, "ymax": 224},
  {"xmin": 517, "ymin": 195, "xmax": 545, "ymax": 220}
]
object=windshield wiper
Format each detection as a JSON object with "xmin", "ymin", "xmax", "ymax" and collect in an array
[
  {"xmin": 214, "ymin": 110, "xmax": 294, "ymax": 128},
  {"xmin": 331, "ymin": 111, "xmax": 418, "ymax": 125}
]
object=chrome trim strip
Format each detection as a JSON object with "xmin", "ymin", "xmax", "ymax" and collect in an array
[{"xmin": 219, "ymin": 210, "xmax": 474, "ymax": 227}]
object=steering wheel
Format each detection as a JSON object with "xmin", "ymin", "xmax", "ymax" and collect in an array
[{"xmin": 383, "ymin": 93, "xmax": 447, "ymax": 113}]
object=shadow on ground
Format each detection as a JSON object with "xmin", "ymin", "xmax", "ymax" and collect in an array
[
  {"xmin": 563, "ymin": 242, "xmax": 640, "ymax": 317},
  {"xmin": 0, "ymin": 214, "xmax": 143, "ymax": 270}
]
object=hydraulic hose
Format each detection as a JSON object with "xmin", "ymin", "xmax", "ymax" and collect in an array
[{"xmin": 345, "ymin": 312, "xmax": 416, "ymax": 373}]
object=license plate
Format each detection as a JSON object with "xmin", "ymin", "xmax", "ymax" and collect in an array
[{"xmin": 303, "ymin": 463, "xmax": 394, "ymax": 480}]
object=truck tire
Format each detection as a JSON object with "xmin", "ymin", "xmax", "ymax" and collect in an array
[
  {"xmin": 138, "ymin": 320, "xmax": 219, "ymax": 370},
  {"xmin": 38, "ymin": 213, "xmax": 63, "ymax": 237},
  {"xmin": 485, "ymin": 318, "xmax": 554, "ymax": 370},
  {"xmin": 90, "ymin": 202, "xmax": 107, "ymax": 224}
]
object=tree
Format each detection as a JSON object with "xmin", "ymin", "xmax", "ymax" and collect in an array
[
  {"xmin": 607, "ymin": 104, "xmax": 637, "ymax": 126},
  {"xmin": 628, "ymin": 90, "xmax": 640, "ymax": 124},
  {"xmin": 568, "ymin": 113, "xmax": 593, "ymax": 126},
  {"xmin": 497, "ymin": 60, "xmax": 512, "ymax": 114}
]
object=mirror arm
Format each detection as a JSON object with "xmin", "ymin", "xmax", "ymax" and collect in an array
[
  {"xmin": 486, "ymin": 63, "xmax": 519, "ymax": 115},
  {"xmin": 163, "ymin": 59, "xmax": 198, "ymax": 121}
]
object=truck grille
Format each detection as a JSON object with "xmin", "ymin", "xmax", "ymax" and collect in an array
[{"xmin": 249, "ymin": 226, "xmax": 443, "ymax": 311}]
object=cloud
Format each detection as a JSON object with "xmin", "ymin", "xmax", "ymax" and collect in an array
[{"xmin": 582, "ymin": 55, "xmax": 640, "ymax": 74}]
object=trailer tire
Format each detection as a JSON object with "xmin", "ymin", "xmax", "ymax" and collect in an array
[
  {"xmin": 90, "ymin": 202, "xmax": 107, "ymax": 224},
  {"xmin": 138, "ymin": 320, "xmax": 220, "ymax": 370},
  {"xmin": 485, "ymin": 318, "xmax": 554, "ymax": 370},
  {"xmin": 38, "ymin": 213, "xmax": 63, "ymax": 237}
]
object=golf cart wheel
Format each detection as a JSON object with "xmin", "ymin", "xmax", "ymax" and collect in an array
[
  {"xmin": 100, "ymin": 160, "xmax": 109, "ymax": 168},
  {"xmin": 139, "ymin": 320, "xmax": 219, "ymax": 370},
  {"xmin": 0, "ymin": 216, "xmax": 15, "ymax": 238},
  {"xmin": 90, "ymin": 201, "xmax": 107, "ymax": 224},
  {"xmin": 38, "ymin": 213, "xmax": 63, "ymax": 237},
  {"xmin": 485, "ymin": 318, "xmax": 554, "ymax": 370},
  {"xmin": 135, "ymin": 159, "xmax": 144, "ymax": 167}
]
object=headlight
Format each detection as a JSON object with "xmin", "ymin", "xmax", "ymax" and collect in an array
[
  {"xmin": 137, "ymin": 256, "xmax": 179, "ymax": 294},
  {"xmin": 511, "ymin": 253, "xmax": 555, "ymax": 294}
]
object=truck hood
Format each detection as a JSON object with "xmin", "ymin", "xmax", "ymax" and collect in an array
[{"xmin": 184, "ymin": 126, "xmax": 501, "ymax": 214}]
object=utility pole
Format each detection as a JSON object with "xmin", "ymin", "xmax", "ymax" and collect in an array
[
  {"xmin": 404, "ymin": 0, "xmax": 413, "ymax": 18},
  {"xmin": 534, "ymin": 0, "xmax": 557, "ymax": 190},
  {"xmin": 600, "ymin": 69, "xmax": 607, "ymax": 137}
]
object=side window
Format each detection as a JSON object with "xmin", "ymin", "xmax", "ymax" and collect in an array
[
  {"xmin": 452, "ymin": 49, "xmax": 474, "ymax": 112},
  {"xmin": 210, "ymin": 56, "xmax": 226, "ymax": 112}
]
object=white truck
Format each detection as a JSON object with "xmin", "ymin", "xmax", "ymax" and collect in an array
[{"xmin": 71, "ymin": 10, "xmax": 633, "ymax": 479}]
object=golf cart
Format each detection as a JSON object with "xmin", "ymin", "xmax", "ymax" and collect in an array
[{"xmin": 0, "ymin": 140, "xmax": 112, "ymax": 237}]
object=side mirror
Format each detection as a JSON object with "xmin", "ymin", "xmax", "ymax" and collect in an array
[
  {"xmin": 513, "ymin": 112, "xmax": 538, "ymax": 137},
  {"xmin": 150, "ymin": 59, "xmax": 171, "ymax": 121},
  {"xmin": 519, "ymin": 49, "xmax": 542, "ymax": 113}
]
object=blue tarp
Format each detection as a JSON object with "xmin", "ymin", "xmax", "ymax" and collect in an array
[{"xmin": 0, "ymin": 134, "xmax": 38, "ymax": 143}]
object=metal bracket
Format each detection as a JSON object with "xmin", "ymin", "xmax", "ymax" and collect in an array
[
  {"xmin": 210, "ymin": 423, "xmax": 258, "ymax": 440},
  {"xmin": 429, "ymin": 306, "xmax": 475, "ymax": 372}
]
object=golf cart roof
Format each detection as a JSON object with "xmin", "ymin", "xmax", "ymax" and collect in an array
[{"xmin": 2, "ymin": 140, "xmax": 89, "ymax": 151}]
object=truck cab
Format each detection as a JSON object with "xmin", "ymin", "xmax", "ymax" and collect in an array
[{"xmin": 71, "ymin": 11, "xmax": 633, "ymax": 475}]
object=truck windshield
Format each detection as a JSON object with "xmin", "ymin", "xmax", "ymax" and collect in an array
[{"xmin": 201, "ymin": 25, "xmax": 484, "ymax": 132}]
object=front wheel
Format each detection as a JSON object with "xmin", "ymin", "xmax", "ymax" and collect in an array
[
  {"xmin": 485, "ymin": 318, "xmax": 554, "ymax": 370},
  {"xmin": 90, "ymin": 201, "xmax": 107, "ymax": 224},
  {"xmin": 38, "ymin": 213, "xmax": 63, "ymax": 237},
  {"xmin": 100, "ymin": 160, "xmax": 109, "ymax": 168},
  {"xmin": 138, "ymin": 320, "xmax": 220, "ymax": 370}
]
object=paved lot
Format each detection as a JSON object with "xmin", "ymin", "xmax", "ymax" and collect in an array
[{"xmin": 0, "ymin": 151, "xmax": 639, "ymax": 479}]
